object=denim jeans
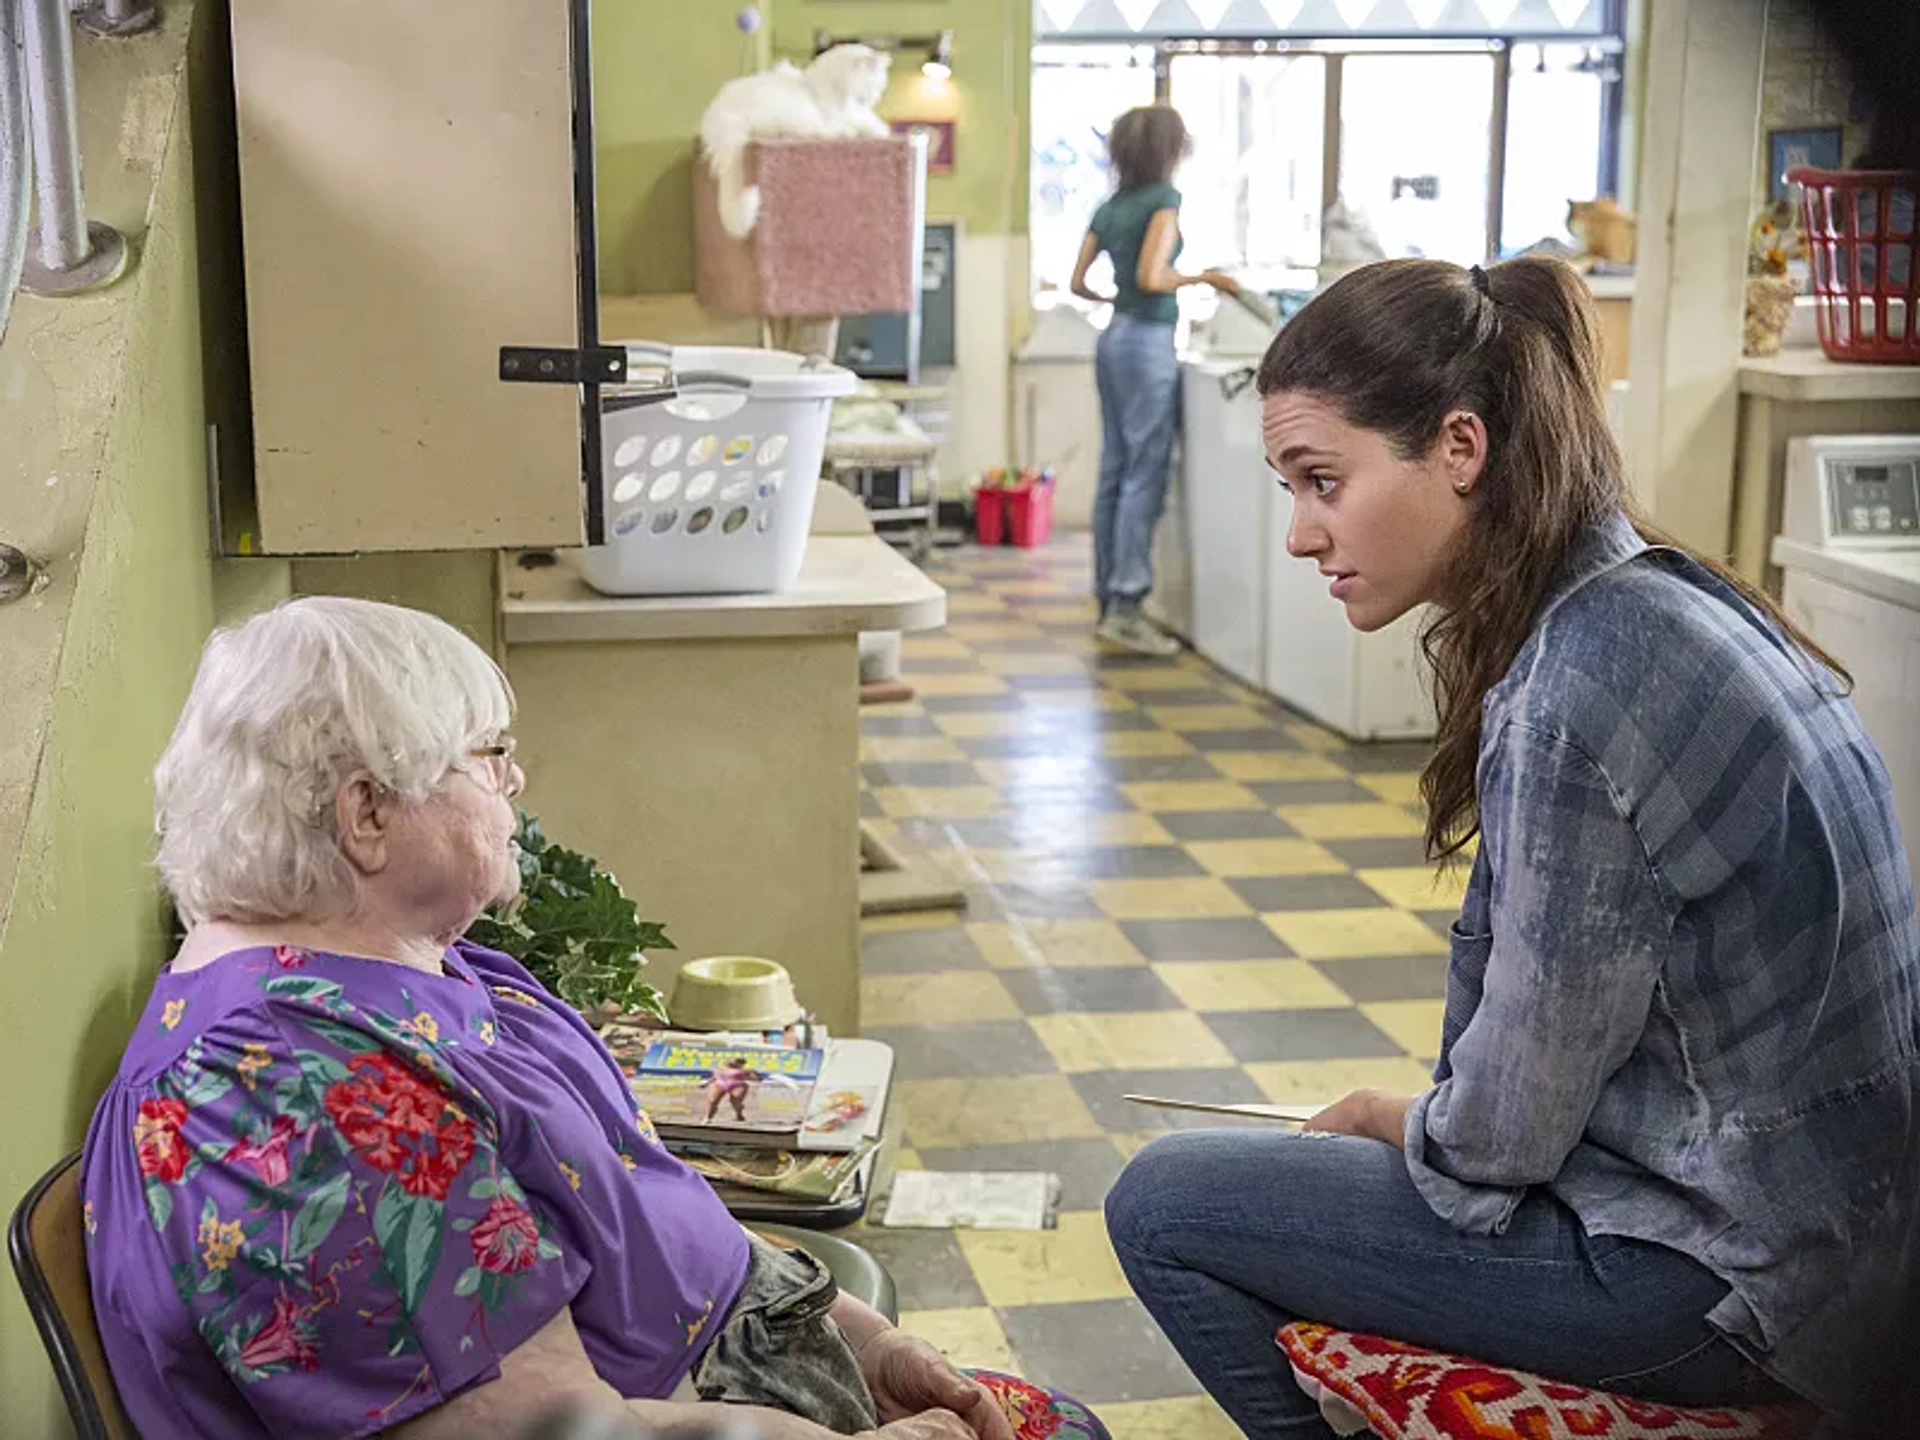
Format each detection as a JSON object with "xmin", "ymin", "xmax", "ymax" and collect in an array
[
  {"xmin": 1105, "ymin": 1129, "xmax": 1794, "ymax": 1438},
  {"xmin": 1093, "ymin": 312, "xmax": 1181, "ymax": 613}
]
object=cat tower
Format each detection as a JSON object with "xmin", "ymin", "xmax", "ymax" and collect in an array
[
  {"xmin": 697, "ymin": 132, "xmax": 961, "ymax": 917},
  {"xmin": 694, "ymin": 132, "xmax": 929, "ymax": 358}
]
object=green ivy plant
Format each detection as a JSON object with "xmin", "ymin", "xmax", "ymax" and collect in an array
[{"xmin": 465, "ymin": 809, "xmax": 671, "ymax": 1023}]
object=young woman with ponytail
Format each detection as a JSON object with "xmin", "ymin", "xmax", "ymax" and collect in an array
[{"xmin": 1105, "ymin": 256, "xmax": 1920, "ymax": 1437}]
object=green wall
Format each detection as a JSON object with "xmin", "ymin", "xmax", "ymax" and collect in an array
[
  {"xmin": 594, "ymin": 1, "xmax": 769, "ymax": 294},
  {"xmin": 0, "ymin": 7, "xmax": 287, "ymax": 1430},
  {"xmin": 594, "ymin": 0, "xmax": 1032, "ymax": 295}
]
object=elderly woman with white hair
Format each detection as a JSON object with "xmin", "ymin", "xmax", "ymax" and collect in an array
[{"xmin": 79, "ymin": 598, "xmax": 1108, "ymax": 1440}]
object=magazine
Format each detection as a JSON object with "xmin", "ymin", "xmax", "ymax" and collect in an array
[
  {"xmin": 627, "ymin": 1041, "xmax": 823, "ymax": 1135},
  {"xmin": 672, "ymin": 1135, "xmax": 881, "ymax": 1202}
]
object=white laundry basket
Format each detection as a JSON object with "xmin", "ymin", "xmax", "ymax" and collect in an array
[{"xmin": 574, "ymin": 343, "xmax": 858, "ymax": 597}]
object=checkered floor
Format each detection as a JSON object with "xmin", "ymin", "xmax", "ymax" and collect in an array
[{"xmin": 849, "ymin": 539, "xmax": 1462, "ymax": 1438}]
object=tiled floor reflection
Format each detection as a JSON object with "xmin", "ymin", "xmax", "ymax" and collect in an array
[{"xmin": 853, "ymin": 540, "xmax": 1454, "ymax": 1435}]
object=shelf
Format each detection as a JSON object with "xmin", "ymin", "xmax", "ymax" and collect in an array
[{"xmin": 1739, "ymin": 350, "xmax": 1920, "ymax": 403}]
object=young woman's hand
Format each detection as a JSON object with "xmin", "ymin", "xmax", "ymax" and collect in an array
[
  {"xmin": 1304, "ymin": 1089, "xmax": 1415, "ymax": 1149},
  {"xmin": 1199, "ymin": 269, "xmax": 1242, "ymax": 295},
  {"xmin": 857, "ymin": 1331, "xmax": 1015, "ymax": 1440},
  {"xmin": 867, "ymin": 1412, "xmax": 985, "ymax": 1440}
]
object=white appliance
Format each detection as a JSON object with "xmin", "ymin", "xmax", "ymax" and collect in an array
[
  {"xmin": 1012, "ymin": 304, "xmax": 1101, "ymax": 531},
  {"xmin": 1771, "ymin": 434, "xmax": 1920, "ymax": 901},
  {"xmin": 1176, "ymin": 358, "xmax": 1272, "ymax": 687}
]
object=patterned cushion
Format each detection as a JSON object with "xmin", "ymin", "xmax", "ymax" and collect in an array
[
  {"xmin": 966, "ymin": 1368, "xmax": 1111, "ymax": 1440},
  {"xmin": 1277, "ymin": 1323, "xmax": 1819, "ymax": 1440}
]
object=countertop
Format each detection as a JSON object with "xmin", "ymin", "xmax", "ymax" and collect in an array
[
  {"xmin": 501, "ymin": 535, "xmax": 947, "ymax": 645},
  {"xmin": 1738, "ymin": 350, "xmax": 1920, "ymax": 402},
  {"xmin": 1772, "ymin": 536, "xmax": 1920, "ymax": 610}
]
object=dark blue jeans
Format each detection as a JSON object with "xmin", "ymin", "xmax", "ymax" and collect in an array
[{"xmin": 1105, "ymin": 1129, "xmax": 1792, "ymax": 1438}]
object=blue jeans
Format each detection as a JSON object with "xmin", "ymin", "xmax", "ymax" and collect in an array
[
  {"xmin": 1105, "ymin": 1130, "xmax": 1793, "ymax": 1438},
  {"xmin": 1093, "ymin": 313, "xmax": 1180, "ymax": 614}
]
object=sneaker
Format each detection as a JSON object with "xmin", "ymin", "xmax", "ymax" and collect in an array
[{"xmin": 1096, "ymin": 609, "xmax": 1181, "ymax": 657}]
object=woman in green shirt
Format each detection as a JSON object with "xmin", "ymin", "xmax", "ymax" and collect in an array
[{"xmin": 1070, "ymin": 104, "xmax": 1237, "ymax": 655}]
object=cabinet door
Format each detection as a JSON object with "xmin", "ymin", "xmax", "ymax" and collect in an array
[
  {"xmin": 1015, "ymin": 362, "xmax": 1099, "ymax": 530},
  {"xmin": 234, "ymin": 0, "xmax": 588, "ymax": 553}
]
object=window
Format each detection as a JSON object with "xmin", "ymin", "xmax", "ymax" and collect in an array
[{"xmin": 1028, "ymin": 17, "xmax": 1625, "ymax": 297}]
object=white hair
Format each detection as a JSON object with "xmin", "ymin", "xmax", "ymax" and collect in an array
[{"xmin": 155, "ymin": 596, "xmax": 513, "ymax": 925}]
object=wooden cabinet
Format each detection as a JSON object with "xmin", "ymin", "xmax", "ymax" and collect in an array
[{"xmin": 233, "ymin": 0, "xmax": 595, "ymax": 553}]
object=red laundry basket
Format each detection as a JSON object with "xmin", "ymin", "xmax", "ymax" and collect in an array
[{"xmin": 1790, "ymin": 166, "xmax": 1920, "ymax": 364}]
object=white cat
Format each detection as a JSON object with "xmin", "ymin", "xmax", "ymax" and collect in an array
[{"xmin": 699, "ymin": 44, "xmax": 893, "ymax": 239}]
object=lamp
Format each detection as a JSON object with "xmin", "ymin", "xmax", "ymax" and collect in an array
[{"xmin": 813, "ymin": 29, "xmax": 955, "ymax": 81}]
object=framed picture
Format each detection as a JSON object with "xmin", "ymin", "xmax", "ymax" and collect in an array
[
  {"xmin": 1769, "ymin": 125, "xmax": 1844, "ymax": 201},
  {"xmin": 890, "ymin": 118, "xmax": 956, "ymax": 174}
]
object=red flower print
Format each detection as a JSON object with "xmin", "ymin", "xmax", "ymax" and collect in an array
[
  {"xmin": 322, "ymin": 1052, "xmax": 476, "ymax": 1201},
  {"xmin": 468, "ymin": 1195, "xmax": 541, "ymax": 1274},
  {"xmin": 225, "ymin": 1114, "xmax": 301, "ymax": 1188},
  {"xmin": 273, "ymin": 946, "xmax": 311, "ymax": 969},
  {"xmin": 238, "ymin": 1291, "xmax": 320, "ymax": 1374},
  {"xmin": 134, "ymin": 1098, "xmax": 191, "ymax": 1183}
]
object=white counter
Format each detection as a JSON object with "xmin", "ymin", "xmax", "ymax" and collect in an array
[
  {"xmin": 1738, "ymin": 351, "xmax": 1920, "ymax": 403},
  {"xmin": 501, "ymin": 536, "xmax": 947, "ymax": 645}
]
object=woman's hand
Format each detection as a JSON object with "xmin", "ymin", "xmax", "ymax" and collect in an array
[
  {"xmin": 1305, "ymin": 1089, "xmax": 1415, "ymax": 1149},
  {"xmin": 1199, "ymin": 268, "xmax": 1242, "ymax": 295},
  {"xmin": 857, "ymin": 1330, "xmax": 1015, "ymax": 1440}
]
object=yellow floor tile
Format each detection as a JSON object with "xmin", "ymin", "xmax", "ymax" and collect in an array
[
  {"xmin": 902, "ymin": 636, "xmax": 976, "ymax": 660},
  {"xmin": 944, "ymin": 594, "xmax": 1016, "ymax": 615},
  {"xmin": 955, "ymin": 1212, "xmax": 1133, "ymax": 1307},
  {"xmin": 944, "ymin": 621, "xmax": 1047, "ymax": 643},
  {"xmin": 1108, "ymin": 1132, "xmax": 1159, "ymax": 1160},
  {"xmin": 1357, "ymin": 864, "xmax": 1469, "ymax": 912},
  {"xmin": 1091, "ymin": 730, "xmax": 1198, "ymax": 758},
  {"xmin": 968, "ymin": 919, "xmax": 1150, "ymax": 969},
  {"xmin": 1024, "ymin": 687, "xmax": 1139, "ymax": 712},
  {"xmin": 1261, "ymin": 908, "xmax": 1447, "ymax": 959},
  {"xmin": 975, "ymin": 650, "xmax": 1092, "ymax": 677},
  {"xmin": 1022, "ymin": 602, "xmax": 1101, "ymax": 626},
  {"xmin": 1103, "ymin": 667, "xmax": 1228, "ymax": 693},
  {"xmin": 927, "ymin": 710, "xmax": 1036, "ymax": 739},
  {"xmin": 1183, "ymin": 837, "xmax": 1348, "ymax": 878},
  {"xmin": 1285, "ymin": 722, "xmax": 1348, "ymax": 752},
  {"xmin": 864, "ymin": 700, "xmax": 930, "ymax": 719},
  {"xmin": 1244, "ymin": 1057, "xmax": 1440, "ymax": 1106},
  {"xmin": 1151, "ymin": 959, "xmax": 1353, "ymax": 1012},
  {"xmin": 1145, "ymin": 705, "xmax": 1278, "ymax": 732},
  {"xmin": 1362, "ymin": 1000, "xmax": 1448, "ymax": 1059},
  {"xmin": 862, "ymin": 909, "xmax": 968, "ymax": 934},
  {"xmin": 1119, "ymin": 780, "xmax": 1266, "ymax": 813},
  {"xmin": 907, "ymin": 672, "xmax": 1014, "ymax": 698},
  {"xmin": 1030, "ymin": 1011, "xmax": 1237, "ymax": 1072},
  {"xmin": 874, "ymin": 786, "xmax": 1007, "ymax": 819},
  {"xmin": 1097, "ymin": 1396, "xmax": 1244, "ymax": 1440},
  {"xmin": 976, "ymin": 757, "xmax": 1110, "ymax": 790},
  {"xmin": 1277, "ymin": 801, "xmax": 1427, "ymax": 840},
  {"xmin": 894, "ymin": 1076, "xmax": 1105, "ymax": 1147},
  {"xmin": 861, "ymin": 971, "xmax": 1023, "ymax": 1027},
  {"xmin": 1356, "ymin": 770, "xmax": 1424, "ymax": 805},
  {"xmin": 861, "ymin": 734, "xmax": 970, "ymax": 763},
  {"xmin": 1205, "ymin": 752, "xmax": 1351, "ymax": 783},
  {"xmin": 1089, "ymin": 877, "xmax": 1253, "ymax": 920},
  {"xmin": 895, "ymin": 1307, "xmax": 1020, "ymax": 1374}
]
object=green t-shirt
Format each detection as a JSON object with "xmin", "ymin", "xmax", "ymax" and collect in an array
[{"xmin": 1091, "ymin": 182, "xmax": 1182, "ymax": 326}]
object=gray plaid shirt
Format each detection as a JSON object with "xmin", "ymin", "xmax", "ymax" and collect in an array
[{"xmin": 1404, "ymin": 513, "xmax": 1920, "ymax": 1413}]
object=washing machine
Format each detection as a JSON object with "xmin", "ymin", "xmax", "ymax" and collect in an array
[
  {"xmin": 1176, "ymin": 358, "xmax": 1272, "ymax": 688},
  {"xmin": 1772, "ymin": 434, "xmax": 1920, "ymax": 901}
]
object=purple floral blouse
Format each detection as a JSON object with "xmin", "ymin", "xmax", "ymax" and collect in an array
[{"xmin": 80, "ymin": 941, "xmax": 750, "ymax": 1439}]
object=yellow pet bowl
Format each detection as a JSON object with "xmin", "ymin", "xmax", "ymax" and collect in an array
[{"xmin": 669, "ymin": 956, "xmax": 803, "ymax": 1032}]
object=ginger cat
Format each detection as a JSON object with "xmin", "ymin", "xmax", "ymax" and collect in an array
[{"xmin": 1567, "ymin": 197, "xmax": 1637, "ymax": 266}]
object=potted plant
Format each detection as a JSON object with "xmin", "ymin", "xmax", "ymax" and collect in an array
[{"xmin": 466, "ymin": 809, "xmax": 672, "ymax": 1027}]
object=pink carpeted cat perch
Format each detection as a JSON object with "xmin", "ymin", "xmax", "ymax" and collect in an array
[{"xmin": 694, "ymin": 134, "xmax": 927, "ymax": 327}]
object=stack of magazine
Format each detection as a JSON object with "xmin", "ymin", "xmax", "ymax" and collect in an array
[{"xmin": 603, "ymin": 1028, "xmax": 892, "ymax": 1207}]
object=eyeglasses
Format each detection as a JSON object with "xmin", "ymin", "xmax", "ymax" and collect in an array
[{"xmin": 465, "ymin": 735, "xmax": 520, "ymax": 793}]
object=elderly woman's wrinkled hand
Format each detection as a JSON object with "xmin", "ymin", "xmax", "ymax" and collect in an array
[{"xmin": 858, "ymin": 1330, "xmax": 1016, "ymax": 1440}]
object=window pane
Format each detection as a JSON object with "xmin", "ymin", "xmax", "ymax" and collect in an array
[
  {"xmin": 1339, "ymin": 53, "xmax": 1495, "ymax": 264},
  {"xmin": 1168, "ymin": 54, "xmax": 1326, "ymax": 279},
  {"xmin": 1030, "ymin": 46, "xmax": 1158, "ymax": 297},
  {"xmin": 1501, "ymin": 45, "xmax": 1604, "ymax": 255}
]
